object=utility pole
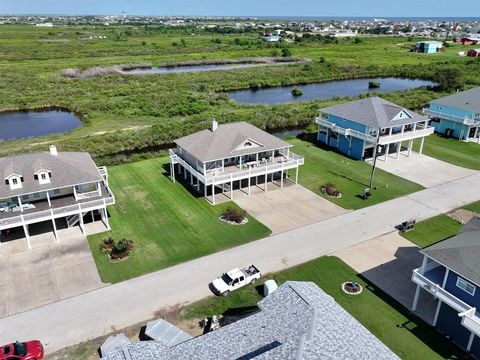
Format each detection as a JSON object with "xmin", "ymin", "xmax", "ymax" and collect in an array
[{"xmin": 369, "ymin": 130, "xmax": 382, "ymax": 190}]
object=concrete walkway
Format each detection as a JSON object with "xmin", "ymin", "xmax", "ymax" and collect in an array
[
  {"xmin": 1, "ymin": 172, "xmax": 480, "ymax": 354},
  {"xmin": 376, "ymin": 152, "xmax": 477, "ymax": 188}
]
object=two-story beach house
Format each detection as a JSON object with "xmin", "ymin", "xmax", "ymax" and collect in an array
[
  {"xmin": 411, "ymin": 216, "xmax": 480, "ymax": 358},
  {"xmin": 0, "ymin": 145, "xmax": 115, "ymax": 249},
  {"xmin": 169, "ymin": 121, "xmax": 304, "ymax": 204},
  {"xmin": 315, "ymin": 97, "xmax": 434, "ymax": 161},
  {"xmin": 426, "ymin": 87, "xmax": 480, "ymax": 142},
  {"xmin": 415, "ymin": 41, "xmax": 444, "ymax": 54}
]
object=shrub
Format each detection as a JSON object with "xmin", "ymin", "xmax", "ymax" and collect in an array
[
  {"xmin": 368, "ymin": 81, "xmax": 381, "ymax": 89},
  {"xmin": 281, "ymin": 48, "xmax": 292, "ymax": 57},
  {"xmin": 291, "ymin": 87, "xmax": 303, "ymax": 96},
  {"xmin": 110, "ymin": 238, "xmax": 134, "ymax": 260},
  {"xmin": 321, "ymin": 182, "xmax": 341, "ymax": 197},
  {"xmin": 222, "ymin": 207, "xmax": 247, "ymax": 224},
  {"xmin": 99, "ymin": 237, "xmax": 115, "ymax": 254}
]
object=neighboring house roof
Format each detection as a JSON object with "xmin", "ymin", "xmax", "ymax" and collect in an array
[
  {"xmin": 103, "ymin": 281, "xmax": 399, "ymax": 360},
  {"xmin": 417, "ymin": 41, "xmax": 443, "ymax": 45},
  {"xmin": 422, "ymin": 217, "xmax": 480, "ymax": 286},
  {"xmin": 320, "ymin": 97, "xmax": 427, "ymax": 128},
  {"xmin": 430, "ymin": 87, "xmax": 480, "ymax": 113},
  {"xmin": 174, "ymin": 122, "xmax": 292, "ymax": 163},
  {"xmin": 0, "ymin": 151, "xmax": 103, "ymax": 199}
]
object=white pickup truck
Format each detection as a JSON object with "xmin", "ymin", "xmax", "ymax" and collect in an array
[{"xmin": 211, "ymin": 265, "xmax": 261, "ymax": 296}]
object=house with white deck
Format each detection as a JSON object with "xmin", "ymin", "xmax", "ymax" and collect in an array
[
  {"xmin": 169, "ymin": 121, "xmax": 304, "ymax": 204},
  {"xmin": 0, "ymin": 145, "xmax": 115, "ymax": 249},
  {"xmin": 315, "ymin": 97, "xmax": 434, "ymax": 161}
]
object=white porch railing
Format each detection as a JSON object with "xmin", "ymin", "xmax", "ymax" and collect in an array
[
  {"xmin": 76, "ymin": 190, "xmax": 101, "ymax": 200},
  {"xmin": 378, "ymin": 126, "xmax": 434, "ymax": 145},
  {"xmin": 412, "ymin": 268, "xmax": 480, "ymax": 336},
  {"xmin": 425, "ymin": 108, "xmax": 480, "ymax": 126},
  {"xmin": 315, "ymin": 117, "xmax": 378, "ymax": 143},
  {"xmin": 0, "ymin": 196, "xmax": 114, "ymax": 230}
]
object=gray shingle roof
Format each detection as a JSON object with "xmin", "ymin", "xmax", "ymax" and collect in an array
[
  {"xmin": 430, "ymin": 87, "xmax": 480, "ymax": 113},
  {"xmin": 103, "ymin": 281, "xmax": 399, "ymax": 360},
  {"xmin": 0, "ymin": 151, "xmax": 103, "ymax": 199},
  {"xmin": 422, "ymin": 217, "xmax": 480, "ymax": 286},
  {"xmin": 320, "ymin": 97, "xmax": 427, "ymax": 128},
  {"xmin": 174, "ymin": 122, "xmax": 292, "ymax": 163}
]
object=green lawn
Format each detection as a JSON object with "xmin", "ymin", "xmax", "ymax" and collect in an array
[
  {"xmin": 464, "ymin": 201, "xmax": 480, "ymax": 214},
  {"xmin": 400, "ymin": 214, "xmax": 463, "ymax": 248},
  {"xmin": 183, "ymin": 256, "xmax": 468, "ymax": 360},
  {"xmin": 289, "ymin": 135, "xmax": 424, "ymax": 209},
  {"xmin": 413, "ymin": 133, "xmax": 480, "ymax": 171},
  {"xmin": 87, "ymin": 157, "xmax": 270, "ymax": 283}
]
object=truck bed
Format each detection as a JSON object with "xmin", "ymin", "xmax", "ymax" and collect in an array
[{"xmin": 240, "ymin": 265, "xmax": 260, "ymax": 277}]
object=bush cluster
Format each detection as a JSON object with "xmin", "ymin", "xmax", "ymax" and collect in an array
[
  {"xmin": 321, "ymin": 182, "xmax": 341, "ymax": 197},
  {"xmin": 222, "ymin": 207, "xmax": 247, "ymax": 224},
  {"xmin": 100, "ymin": 237, "xmax": 134, "ymax": 260}
]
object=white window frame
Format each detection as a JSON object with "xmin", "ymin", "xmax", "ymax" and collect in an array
[
  {"xmin": 37, "ymin": 170, "xmax": 51, "ymax": 185},
  {"xmin": 7, "ymin": 175, "xmax": 23, "ymax": 190},
  {"xmin": 456, "ymin": 277, "xmax": 476, "ymax": 296}
]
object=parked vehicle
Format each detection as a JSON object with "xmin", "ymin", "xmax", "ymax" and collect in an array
[
  {"xmin": 0, "ymin": 340, "xmax": 44, "ymax": 360},
  {"xmin": 211, "ymin": 265, "xmax": 261, "ymax": 296}
]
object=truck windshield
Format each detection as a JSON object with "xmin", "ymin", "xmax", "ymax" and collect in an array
[{"xmin": 221, "ymin": 273, "xmax": 233, "ymax": 285}]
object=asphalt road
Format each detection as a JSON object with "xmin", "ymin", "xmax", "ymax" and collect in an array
[{"xmin": 1, "ymin": 172, "xmax": 480, "ymax": 354}]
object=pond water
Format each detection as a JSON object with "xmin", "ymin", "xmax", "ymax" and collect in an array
[
  {"xmin": 228, "ymin": 77, "xmax": 435, "ymax": 105},
  {"xmin": 0, "ymin": 110, "xmax": 82, "ymax": 141},
  {"xmin": 272, "ymin": 128, "xmax": 304, "ymax": 139},
  {"xmin": 122, "ymin": 62, "xmax": 271, "ymax": 75}
]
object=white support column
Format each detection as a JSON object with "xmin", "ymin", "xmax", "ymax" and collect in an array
[
  {"xmin": 248, "ymin": 167, "xmax": 251, "ymax": 196},
  {"xmin": 264, "ymin": 166, "xmax": 268, "ymax": 192},
  {"xmin": 73, "ymin": 186, "xmax": 78, "ymax": 201},
  {"xmin": 46, "ymin": 191, "xmax": 51, "ymax": 207},
  {"xmin": 408, "ymin": 139, "xmax": 413, "ymax": 157},
  {"xmin": 432, "ymin": 299, "xmax": 442, "ymax": 326},
  {"xmin": 295, "ymin": 164, "xmax": 299, "ymax": 184},
  {"xmin": 79, "ymin": 212, "xmax": 85, "ymax": 234},
  {"xmin": 102, "ymin": 207, "xmax": 110, "ymax": 230},
  {"xmin": 271, "ymin": 150, "xmax": 275, "ymax": 162},
  {"xmin": 384, "ymin": 143, "xmax": 390, "ymax": 162},
  {"xmin": 91, "ymin": 210, "xmax": 95, "ymax": 223},
  {"xmin": 281, "ymin": 169, "xmax": 284, "ymax": 188},
  {"xmin": 222, "ymin": 159, "xmax": 224, "ymax": 172},
  {"xmin": 97, "ymin": 181, "xmax": 102, "ymax": 196},
  {"xmin": 396, "ymin": 142, "xmax": 401, "ymax": 159},
  {"xmin": 412, "ymin": 285, "xmax": 421, "ymax": 312},
  {"xmin": 419, "ymin": 137, "xmax": 425, "ymax": 155},
  {"xmin": 204, "ymin": 182, "xmax": 207, "ymax": 198},
  {"xmin": 23, "ymin": 222, "xmax": 31, "ymax": 249},
  {"xmin": 170, "ymin": 162, "xmax": 176, "ymax": 183},
  {"xmin": 230, "ymin": 176, "xmax": 233, "ymax": 200},
  {"xmin": 51, "ymin": 214, "xmax": 59, "ymax": 242},
  {"xmin": 212, "ymin": 178, "xmax": 216, "ymax": 205},
  {"xmin": 184, "ymin": 165, "xmax": 187, "ymax": 180},
  {"xmin": 467, "ymin": 333, "xmax": 475, "ymax": 352},
  {"xmin": 190, "ymin": 172, "xmax": 193, "ymax": 186},
  {"xmin": 17, "ymin": 196, "xmax": 23, "ymax": 213}
]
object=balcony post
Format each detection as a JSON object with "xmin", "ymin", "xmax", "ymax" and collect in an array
[
  {"xmin": 396, "ymin": 142, "xmax": 401, "ymax": 159},
  {"xmin": 384, "ymin": 143, "xmax": 390, "ymax": 162},
  {"xmin": 407, "ymin": 139, "xmax": 413, "ymax": 157},
  {"xmin": 412, "ymin": 284, "xmax": 421, "ymax": 311},
  {"xmin": 265, "ymin": 165, "xmax": 268, "ymax": 192},
  {"xmin": 419, "ymin": 137, "xmax": 425, "ymax": 155},
  {"xmin": 230, "ymin": 175, "xmax": 233, "ymax": 200},
  {"xmin": 51, "ymin": 213, "xmax": 59, "ymax": 242},
  {"xmin": 295, "ymin": 162, "xmax": 299, "ymax": 184},
  {"xmin": 248, "ymin": 168, "xmax": 251, "ymax": 196},
  {"xmin": 46, "ymin": 191, "xmax": 51, "ymax": 207},
  {"xmin": 22, "ymin": 221, "xmax": 32, "ymax": 250}
]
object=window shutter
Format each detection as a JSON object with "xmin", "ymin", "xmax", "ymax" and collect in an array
[
  {"xmin": 34, "ymin": 174, "xmax": 38, "ymax": 180},
  {"xmin": 4, "ymin": 179, "xmax": 9, "ymax": 185}
]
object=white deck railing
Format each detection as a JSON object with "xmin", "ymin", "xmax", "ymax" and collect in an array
[
  {"xmin": 170, "ymin": 148, "xmax": 303, "ymax": 186},
  {"xmin": 315, "ymin": 117, "xmax": 377, "ymax": 143},
  {"xmin": 0, "ymin": 196, "xmax": 115, "ymax": 230},
  {"xmin": 412, "ymin": 268, "xmax": 480, "ymax": 336},
  {"xmin": 425, "ymin": 108, "xmax": 480, "ymax": 126},
  {"xmin": 378, "ymin": 126, "xmax": 434, "ymax": 145}
]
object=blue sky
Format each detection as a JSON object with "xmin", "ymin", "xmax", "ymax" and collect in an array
[{"xmin": 1, "ymin": 0, "xmax": 479, "ymax": 17}]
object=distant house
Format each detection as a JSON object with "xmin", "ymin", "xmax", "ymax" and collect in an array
[
  {"xmin": 263, "ymin": 35, "xmax": 281, "ymax": 42},
  {"xmin": 315, "ymin": 97, "xmax": 433, "ymax": 161},
  {"xmin": 467, "ymin": 49, "xmax": 480, "ymax": 57},
  {"xmin": 415, "ymin": 41, "xmax": 444, "ymax": 54},
  {"xmin": 103, "ymin": 281, "xmax": 399, "ymax": 360},
  {"xmin": 411, "ymin": 216, "xmax": 480, "ymax": 358},
  {"xmin": 0, "ymin": 146, "xmax": 114, "ymax": 248},
  {"xmin": 35, "ymin": 23, "xmax": 53, "ymax": 27},
  {"xmin": 169, "ymin": 121, "xmax": 304, "ymax": 204},
  {"xmin": 426, "ymin": 87, "xmax": 480, "ymax": 142},
  {"xmin": 461, "ymin": 36, "xmax": 480, "ymax": 45}
]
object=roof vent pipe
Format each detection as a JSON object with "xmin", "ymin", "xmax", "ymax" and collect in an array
[
  {"xmin": 49, "ymin": 145, "xmax": 58, "ymax": 156},
  {"xmin": 211, "ymin": 118, "xmax": 218, "ymax": 132}
]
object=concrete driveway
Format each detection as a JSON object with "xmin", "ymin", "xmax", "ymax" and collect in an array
[
  {"xmin": 234, "ymin": 183, "xmax": 349, "ymax": 234},
  {"xmin": 334, "ymin": 232, "xmax": 436, "ymax": 323},
  {"xmin": 0, "ymin": 223, "xmax": 106, "ymax": 318},
  {"xmin": 375, "ymin": 152, "xmax": 477, "ymax": 188}
]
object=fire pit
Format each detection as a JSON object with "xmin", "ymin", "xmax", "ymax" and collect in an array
[{"xmin": 341, "ymin": 281, "xmax": 363, "ymax": 295}]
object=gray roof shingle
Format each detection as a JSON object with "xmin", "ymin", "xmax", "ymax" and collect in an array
[
  {"xmin": 320, "ymin": 97, "xmax": 427, "ymax": 128},
  {"xmin": 103, "ymin": 282, "xmax": 399, "ymax": 360},
  {"xmin": 430, "ymin": 87, "xmax": 480, "ymax": 113},
  {"xmin": 174, "ymin": 122, "xmax": 292, "ymax": 163},
  {"xmin": 0, "ymin": 151, "xmax": 103, "ymax": 199},
  {"xmin": 422, "ymin": 217, "xmax": 480, "ymax": 286}
]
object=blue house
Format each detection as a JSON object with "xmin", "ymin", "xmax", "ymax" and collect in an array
[
  {"xmin": 315, "ymin": 97, "xmax": 434, "ymax": 161},
  {"xmin": 427, "ymin": 87, "xmax": 480, "ymax": 142},
  {"xmin": 412, "ymin": 216, "xmax": 480, "ymax": 358},
  {"xmin": 415, "ymin": 41, "xmax": 444, "ymax": 54}
]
